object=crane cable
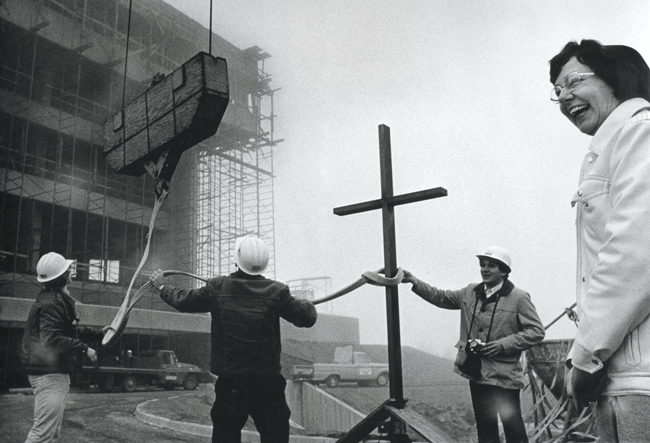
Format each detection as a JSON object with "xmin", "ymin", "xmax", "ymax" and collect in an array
[
  {"xmin": 121, "ymin": 0, "xmax": 133, "ymax": 112},
  {"xmin": 209, "ymin": 0, "xmax": 213, "ymax": 54},
  {"xmin": 104, "ymin": 0, "xmax": 218, "ymax": 348}
]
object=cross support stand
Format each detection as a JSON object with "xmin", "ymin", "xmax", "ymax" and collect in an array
[{"xmin": 333, "ymin": 125, "xmax": 449, "ymax": 443}]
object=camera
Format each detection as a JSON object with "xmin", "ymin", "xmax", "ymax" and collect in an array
[
  {"xmin": 460, "ymin": 339, "xmax": 484, "ymax": 379},
  {"xmin": 467, "ymin": 339, "xmax": 485, "ymax": 355}
]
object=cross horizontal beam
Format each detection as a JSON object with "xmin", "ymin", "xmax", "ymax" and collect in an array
[{"xmin": 333, "ymin": 187, "xmax": 447, "ymax": 216}]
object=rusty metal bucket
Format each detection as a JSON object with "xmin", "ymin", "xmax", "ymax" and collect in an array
[{"xmin": 526, "ymin": 339, "xmax": 573, "ymax": 399}]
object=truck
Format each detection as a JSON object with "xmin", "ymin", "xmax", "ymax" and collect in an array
[
  {"xmin": 76, "ymin": 350, "xmax": 213, "ymax": 392},
  {"xmin": 291, "ymin": 346, "xmax": 389, "ymax": 388}
]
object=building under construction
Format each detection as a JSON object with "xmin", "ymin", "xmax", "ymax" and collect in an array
[{"xmin": 0, "ymin": 0, "xmax": 358, "ymax": 389}]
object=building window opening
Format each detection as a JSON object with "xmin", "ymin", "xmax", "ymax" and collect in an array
[{"xmin": 88, "ymin": 259, "xmax": 119, "ymax": 283}]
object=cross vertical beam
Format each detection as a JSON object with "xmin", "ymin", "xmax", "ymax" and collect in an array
[
  {"xmin": 378, "ymin": 124, "xmax": 405, "ymax": 404},
  {"xmin": 333, "ymin": 124, "xmax": 447, "ymax": 442}
]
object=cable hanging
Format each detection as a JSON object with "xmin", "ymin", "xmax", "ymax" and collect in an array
[
  {"xmin": 121, "ymin": 0, "xmax": 133, "ymax": 111},
  {"xmin": 103, "ymin": 0, "xmax": 228, "ymax": 348}
]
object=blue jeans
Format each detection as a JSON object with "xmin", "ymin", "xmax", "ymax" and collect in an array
[
  {"xmin": 211, "ymin": 374, "xmax": 291, "ymax": 443},
  {"xmin": 25, "ymin": 373, "xmax": 70, "ymax": 443},
  {"xmin": 596, "ymin": 395, "xmax": 650, "ymax": 443}
]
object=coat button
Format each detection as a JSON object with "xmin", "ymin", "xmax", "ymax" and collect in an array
[
  {"xmin": 577, "ymin": 190, "xmax": 583, "ymax": 196},
  {"xmin": 588, "ymin": 156, "xmax": 594, "ymax": 163},
  {"xmin": 582, "ymin": 276, "xmax": 586, "ymax": 282},
  {"xmin": 479, "ymin": 328, "xmax": 484, "ymax": 333}
]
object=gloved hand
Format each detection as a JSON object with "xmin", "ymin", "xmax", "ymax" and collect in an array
[
  {"xmin": 86, "ymin": 347, "xmax": 98, "ymax": 363},
  {"xmin": 570, "ymin": 366, "xmax": 608, "ymax": 408},
  {"xmin": 149, "ymin": 268, "xmax": 167, "ymax": 291}
]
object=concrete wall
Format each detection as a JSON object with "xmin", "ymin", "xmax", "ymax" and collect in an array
[
  {"xmin": 0, "ymin": 297, "xmax": 359, "ymax": 343},
  {"xmin": 286, "ymin": 381, "xmax": 365, "ymax": 433},
  {"xmin": 283, "ymin": 313, "xmax": 360, "ymax": 344}
]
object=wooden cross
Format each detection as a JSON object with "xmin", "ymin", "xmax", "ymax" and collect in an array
[{"xmin": 333, "ymin": 124, "xmax": 448, "ymax": 443}]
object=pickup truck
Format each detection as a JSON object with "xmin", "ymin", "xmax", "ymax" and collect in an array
[
  {"xmin": 77, "ymin": 350, "xmax": 212, "ymax": 392},
  {"xmin": 291, "ymin": 347, "xmax": 390, "ymax": 388}
]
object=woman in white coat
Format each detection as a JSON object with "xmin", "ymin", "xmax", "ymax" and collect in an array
[{"xmin": 549, "ymin": 39, "xmax": 650, "ymax": 441}]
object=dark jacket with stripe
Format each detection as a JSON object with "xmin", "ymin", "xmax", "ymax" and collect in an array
[
  {"xmin": 21, "ymin": 289, "xmax": 103, "ymax": 375},
  {"xmin": 160, "ymin": 270, "xmax": 317, "ymax": 377}
]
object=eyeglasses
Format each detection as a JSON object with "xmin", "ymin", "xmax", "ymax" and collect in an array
[{"xmin": 551, "ymin": 72, "xmax": 595, "ymax": 102}]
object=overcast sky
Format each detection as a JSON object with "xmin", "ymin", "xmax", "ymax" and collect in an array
[{"xmin": 164, "ymin": 0, "xmax": 650, "ymax": 358}]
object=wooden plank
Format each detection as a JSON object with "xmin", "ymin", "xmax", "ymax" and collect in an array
[
  {"xmin": 391, "ymin": 187, "xmax": 448, "ymax": 207},
  {"xmin": 124, "ymin": 129, "xmax": 149, "ymax": 167},
  {"xmin": 334, "ymin": 199, "xmax": 382, "ymax": 216},
  {"xmin": 334, "ymin": 188, "xmax": 447, "ymax": 216},
  {"xmin": 173, "ymin": 55, "xmax": 203, "ymax": 105},
  {"xmin": 205, "ymin": 57, "xmax": 229, "ymax": 93},
  {"xmin": 104, "ymin": 111, "xmax": 123, "ymax": 152},
  {"xmin": 103, "ymin": 51, "xmax": 229, "ymax": 177},
  {"xmin": 148, "ymin": 111, "xmax": 175, "ymax": 156},
  {"xmin": 123, "ymin": 93, "xmax": 148, "ymax": 141},
  {"xmin": 385, "ymin": 406, "xmax": 454, "ymax": 443},
  {"xmin": 146, "ymin": 74, "xmax": 174, "ymax": 124}
]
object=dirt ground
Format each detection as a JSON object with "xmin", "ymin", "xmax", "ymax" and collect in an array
[
  {"xmin": 1, "ymin": 380, "xmax": 476, "ymax": 442},
  {"xmin": 0, "ymin": 387, "xmax": 211, "ymax": 443}
]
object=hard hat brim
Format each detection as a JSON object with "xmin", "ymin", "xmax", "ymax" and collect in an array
[
  {"xmin": 37, "ymin": 259, "xmax": 74, "ymax": 282},
  {"xmin": 476, "ymin": 255, "xmax": 511, "ymax": 272}
]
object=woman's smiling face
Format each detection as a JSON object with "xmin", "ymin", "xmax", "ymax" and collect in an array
[{"xmin": 555, "ymin": 57, "xmax": 621, "ymax": 135}]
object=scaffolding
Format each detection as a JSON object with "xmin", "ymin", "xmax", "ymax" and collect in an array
[
  {"xmin": 0, "ymin": 0, "xmax": 279, "ymax": 306},
  {"xmin": 195, "ymin": 50, "xmax": 278, "ymax": 280},
  {"xmin": 287, "ymin": 277, "xmax": 335, "ymax": 314}
]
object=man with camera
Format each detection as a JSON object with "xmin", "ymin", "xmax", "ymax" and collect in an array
[{"xmin": 402, "ymin": 246, "xmax": 545, "ymax": 443}]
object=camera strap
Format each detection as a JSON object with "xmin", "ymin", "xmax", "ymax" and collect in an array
[
  {"xmin": 485, "ymin": 295, "xmax": 500, "ymax": 343},
  {"xmin": 467, "ymin": 297, "xmax": 480, "ymax": 339},
  {"xmin": 467, "ymin": 292, "xmax": 501, "ymax": 343}
]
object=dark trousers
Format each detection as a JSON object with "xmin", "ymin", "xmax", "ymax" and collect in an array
[
  {"xmin": 469, "ymin": 381, "xmax": 528, "ymax": 443},
  {"xmin": 211, "ymin": 374, "xmax": 291, "ymax": 443}
]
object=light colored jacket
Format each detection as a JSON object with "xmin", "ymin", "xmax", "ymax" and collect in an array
[
  {"xmin": 411, "ymin": 278, "xmax": 545, "ymax": 389},
  {"xmin": 570, "ymin": 98, "xmax": 650, "ymax": 396}
]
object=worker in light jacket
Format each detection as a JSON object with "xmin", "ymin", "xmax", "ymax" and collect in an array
[
  {"xmin": 402, "ymin": 246, "xmax": 545, "ymax": 443},
  {"xmin": 150, "ymin": 236, "xmax": 317, "ymax": 443}
]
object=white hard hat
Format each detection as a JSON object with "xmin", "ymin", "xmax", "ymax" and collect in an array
[
  {"xmin": 476, "ymin": 246, "xmax": 512, "ymax": 272},
  {"xmin": 234, "ymin": 236, "xmax": 269, "ymax": 275},
  {"xmin": 37, "ymin": 252, "xmax": 74, "ymax": 283}
]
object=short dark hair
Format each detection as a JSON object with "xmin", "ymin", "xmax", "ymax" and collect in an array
[
  {"xmin": 549, "ymin": 39, "xmax": 650, "ymax": 102},
  {"xmin": 497, "ymin": 263, "xmax": 510, "ymax": 278},
  {"xmin": 42, "ymin": 272, "xmax": 69, "ymax": 290}
]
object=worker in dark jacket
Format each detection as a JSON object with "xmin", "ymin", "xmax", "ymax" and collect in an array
[
  {"xmin": 150, "ymin": 236, "xmax": 317, "ymax": 443},
  {"xmin": 21, "ymin": 252, "xmax": 107, "ymax": 443}
]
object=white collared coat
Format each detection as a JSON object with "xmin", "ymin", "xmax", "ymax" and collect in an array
[{"xmin": 570, "ymin": 98, "xmax": 650, "ymax": 396}]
